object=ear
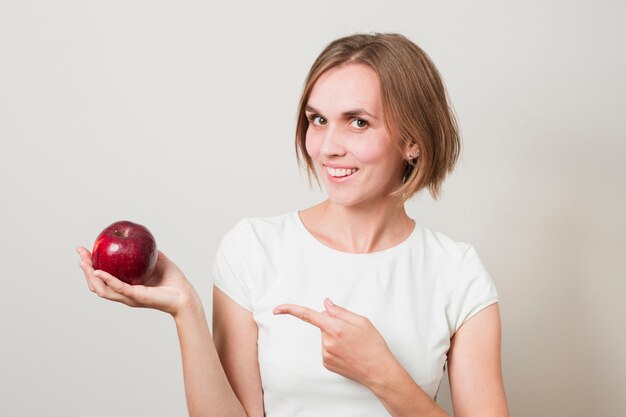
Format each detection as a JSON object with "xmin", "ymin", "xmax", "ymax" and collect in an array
[{"xmin": 403, "ymin": 141, "xmax": 419, "ymax": 157}]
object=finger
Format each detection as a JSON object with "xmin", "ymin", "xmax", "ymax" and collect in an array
[
  {"xmin": 89, "ymin": 269, "xmax": 116, "ymax": 300},
  {"xmin": 94, "ymin": 270, "xmax": 137, "ymax": 299},
  {"xmin": 76, "ymin": 246, "xmax": 93, "ymax": 267},
  {"xmin": 273, "ymin": 303, "xmax": 333, "ymax": 331},
  {"xmin": 93, "ymin": 276, "xmax": 137, "ymax": 305},
  {"xmin": 146, "ymin": 251, "xmax": 170, "ymax": 285},
  {"xmin": 153, "ymin": 251, "xmax": 167, "ymax": 274},
  {"xmin": 154, "ymin": 250, "xmax": 184, "ymax": 279},
  {"xmin": 79, "ymin": 262, "xmax": 135, "ymax": 305},
  {"xmin": 78, "ymin": 261, "xmax": 96, "ymax": 292},
  {"xmin": 77, "ymin": 246, "xmax": 97, "ymax": 292},
  {"xmin": 92, "ymin": 270, "xmax": 140, "ymax": 305},
  {"xmin": 78, "ymin": 260, "xmax": 124, "ymax": 304},
  {"xmin": 324, "ymin": 298, "xmax": 365, "ymax": 326}
]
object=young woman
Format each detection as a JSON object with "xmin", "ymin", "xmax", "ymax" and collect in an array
[{"xmin": 78, "ymin": 33, "xmax": 510, "ymax": 417}]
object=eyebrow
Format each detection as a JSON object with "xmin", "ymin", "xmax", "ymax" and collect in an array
[{"xmin": 305, "ymin": 104, "xmax": 379, "ymax": 121}]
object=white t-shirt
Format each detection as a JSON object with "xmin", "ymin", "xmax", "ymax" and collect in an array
[{"xmin": 212, "ymin": 210, "xmax": 499, "ymax": 417}]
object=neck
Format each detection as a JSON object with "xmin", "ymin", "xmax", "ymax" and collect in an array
[{"xmin": 315, "ymin": 198, "xmax": 414, "ymax": 254}]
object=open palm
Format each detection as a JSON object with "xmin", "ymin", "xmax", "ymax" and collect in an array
[{"xmin": 77, "ymin": 246, "xmax": 196, "ymax": 316}]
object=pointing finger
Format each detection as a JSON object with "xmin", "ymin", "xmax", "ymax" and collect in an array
[{"xmin": 273, "ymin": 303, "xmax": 333, "ymax": 331}]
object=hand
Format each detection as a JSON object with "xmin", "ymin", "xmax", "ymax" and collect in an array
[
  {"xmin": 273, "ymin": 298, "xmax": 399, "ymax": 389},
  {"xmin": 77, "ymin": 246, "xmax": 199, "ymax": 317}
]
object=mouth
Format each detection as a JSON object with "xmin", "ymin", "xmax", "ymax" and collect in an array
[{"xmin": 324, "ymin": 166, "xmax": 359, "ymax": 182}]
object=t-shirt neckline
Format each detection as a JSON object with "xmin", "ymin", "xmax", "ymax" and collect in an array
[{"xmin": 293, "ymin": 210, "xmax": 419, "ymax": 258}]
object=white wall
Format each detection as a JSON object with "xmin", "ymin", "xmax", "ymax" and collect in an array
[{"xmin": 1, "ymin": 1, "xmax": 624, "ymax": 416}]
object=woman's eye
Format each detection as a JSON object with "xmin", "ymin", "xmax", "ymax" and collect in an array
[
  {"xmin": 350, "ymin": 118, "xmax": 368, "ymax": 129},
  {"xmin": 308, "ymin": 115, "xmax": 327, "ymax": 126}
]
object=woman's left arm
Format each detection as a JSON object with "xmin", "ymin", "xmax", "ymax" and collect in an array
[
  {"xmin": 445, "ymin": 303, "xmax": 510, "ymax": 417},
  {"xmin": 369, "ymin": 303, "xmax": 510, "ymax": 417},
  {"xmin": 273, "ymin": 299, "xmax": 509, "ymax": 417}
]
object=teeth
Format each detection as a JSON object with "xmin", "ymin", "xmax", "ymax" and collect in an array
[{"xmin": 326, "ymin": 167, "xmax": 358, "ymax": 177}]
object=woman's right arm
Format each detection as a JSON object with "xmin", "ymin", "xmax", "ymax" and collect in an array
[
  {"xmin": 174, "ymin": 295, "xmax": 251, "ymax": 417},
  {"xmin": 77, "ymin": 247, "xmax": 254, "ymax": 417}
]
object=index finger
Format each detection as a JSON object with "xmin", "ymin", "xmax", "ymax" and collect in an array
[{"xmin": 273, "ymin": 303, "xmax": 333, "ymax": 331}]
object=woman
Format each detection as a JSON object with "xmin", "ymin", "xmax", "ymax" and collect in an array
[{"xmin": 78, "ymin": 33, "xmax": 510, "ymax": 417}]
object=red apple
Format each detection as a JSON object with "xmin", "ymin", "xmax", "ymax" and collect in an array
[{"xmin": 91, "ymin": 220, "xmax": 158, "ymax": 285}]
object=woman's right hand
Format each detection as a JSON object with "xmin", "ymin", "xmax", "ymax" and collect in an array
[{"xmin": 77, "ymin": 246, "xmax": 200, "ymax": 317}]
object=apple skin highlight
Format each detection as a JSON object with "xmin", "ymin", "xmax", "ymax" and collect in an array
[{"xmin": 91, "ymin": 220, "xmax": 158, "ymax": 285}]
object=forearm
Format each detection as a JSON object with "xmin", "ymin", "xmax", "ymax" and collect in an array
[
  {"xmin": 368, "ymin": 360, "xmax": 450, "ymax": 417},
  {"xmin": 174, "ymin": 297, "xmax": 248, "ymax": 417}
]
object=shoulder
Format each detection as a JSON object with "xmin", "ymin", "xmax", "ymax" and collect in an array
[
  {"xmin": 417, "ymin": 223, "xmax": 499, "ymax": 335},
  {"xmin": 219, "ymin": 211, "xmax": 297, "ymax": 249},
  {"xmin": 416, "ymin": 222, "xmax": 492, "ymax": 292},
  {"xmin": 418, "ymin": 222, "xmax": 475, "ymax": 266}
]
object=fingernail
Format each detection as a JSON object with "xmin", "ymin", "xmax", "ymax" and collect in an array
[{"xmin": 326, "ymin": 298, "xmax": 334, "ymax": 306}]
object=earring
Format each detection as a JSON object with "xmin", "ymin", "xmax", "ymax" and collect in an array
[{"xmin": 408, "ymin": 153, "xmax": 418, "ymax": 160}]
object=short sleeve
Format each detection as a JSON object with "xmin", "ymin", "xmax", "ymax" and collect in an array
[
  {"xmin": 211, "ymin": 220, "xmax": 255, "ymax": 312},
  {"xmin": 450, "ymin": 244, "xmax": 499, "ymax": 335}
]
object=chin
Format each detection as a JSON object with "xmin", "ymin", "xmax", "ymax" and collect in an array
[
  {"xmin": 325, "ymin": 191, "xmax": 370, "ymax": 208},
  {"xmin": 324, "ymin": 190, "xmax": 353, "ymax": 205},
  {"xmin": 326, "ymin": 186, "xmax": 399, "ymax": 209}
]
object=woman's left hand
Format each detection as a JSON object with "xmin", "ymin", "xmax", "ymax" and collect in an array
[{"xmin": 273, "ymin": 298, "xmax": 399, "ymax": 389}]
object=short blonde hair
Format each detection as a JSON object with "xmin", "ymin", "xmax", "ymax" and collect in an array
[{"xmin": 295, "ymin": 33, "xmax": 460, "ymax": 202}]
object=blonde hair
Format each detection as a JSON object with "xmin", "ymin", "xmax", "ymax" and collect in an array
[{"xmin": 295, "ymin": 32, "xmax": 460, "ymax": 202}]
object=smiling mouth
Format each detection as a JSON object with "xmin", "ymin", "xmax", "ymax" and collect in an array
[{"xmin": 325, "ymin": 166, "xmax": 359, "ymax": 178}]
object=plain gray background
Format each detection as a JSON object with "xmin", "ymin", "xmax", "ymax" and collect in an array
[{"xmin": 1, "ymin": 1, "xmax": 624, "ymax": 416}]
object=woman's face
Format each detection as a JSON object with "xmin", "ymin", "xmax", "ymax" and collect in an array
[{"xmin": 305, "ymin": 63, "xmax": 407, "ymax": 208}]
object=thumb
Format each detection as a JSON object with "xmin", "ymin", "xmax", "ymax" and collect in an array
[{"xmin": 324, "ymin": 298, "xmax": 362, "ymax": 325}]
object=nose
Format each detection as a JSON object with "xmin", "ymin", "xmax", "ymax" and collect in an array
[{"xmin": 319, "ymin": 124, "xmax": 347, "ymax": 157}]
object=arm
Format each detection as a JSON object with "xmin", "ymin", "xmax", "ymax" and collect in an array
[
  {"xmin": 371, "ymin": 303, "xmax": 509, "ymax": 417},
  {"xmin": 368, "ymin": 362, "xmax": 450, "ymax": 416},
  {"xmin": 174, "ymin": 294, "xmax": 251, "ymax": 417},
  {"xmin": 447, "ymin": 303, "xmax": 510, "ymax": 417},
  {"xmin": 211, "ymin": 286, "xmax": 265, "ymax": 417}
]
